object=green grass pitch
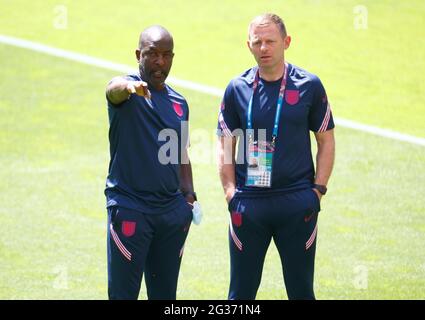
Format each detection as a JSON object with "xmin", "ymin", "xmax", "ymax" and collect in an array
[{"xmin": 0, "ymin": 0, "xmax": 424, "ymax": 299}]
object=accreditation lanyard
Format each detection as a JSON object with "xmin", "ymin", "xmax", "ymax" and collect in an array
[{"xmin": 246, "ymin": 62, "xmax": 288, "ymax": 146}]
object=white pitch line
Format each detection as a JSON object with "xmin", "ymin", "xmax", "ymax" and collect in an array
[
  {"xmin": 1, "ymin": 34, "xmax": 424, "ymax": 147},
  {"xmin": 334, "ymin": 118, "xmax": 425, "ymax": 146},
  {"xmin": 0, "ymin": 34, "xmax": 222, "ymax": 97}
]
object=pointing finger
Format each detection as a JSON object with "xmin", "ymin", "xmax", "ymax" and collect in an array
[{"xmin": 126, "ymin": 82, "xmax": 136, "ymax": 94}]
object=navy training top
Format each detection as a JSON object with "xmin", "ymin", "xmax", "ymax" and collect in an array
[
  {"xmin": 105, "ymin": 73, "xmax": 189, "ymax": 214},
  {"xmin": 217, "ymin": 63, "xmax": 334, "ymax": 197}
]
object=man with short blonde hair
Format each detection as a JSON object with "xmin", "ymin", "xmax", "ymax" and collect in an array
[{"xmin": 217, "ymin": 13, "xmax": 335, "ymax": 300}]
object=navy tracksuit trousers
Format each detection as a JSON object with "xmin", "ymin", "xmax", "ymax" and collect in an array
[
  {"xmin": 227, "ymin": 188, "xmax": 321, "ymax": 300},
  {"xmin": 107, "ymin": 200, "xmax": 192, "ymax": 300}
]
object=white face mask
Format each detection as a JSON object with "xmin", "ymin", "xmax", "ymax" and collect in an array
[{"xmin": 191, "ymin": 201, "xmax": 203, "ymax": 225}]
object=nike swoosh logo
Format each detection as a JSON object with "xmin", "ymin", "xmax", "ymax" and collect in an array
[{"xmin": 304, "ymin": 213, "xmax": 314, "ymax": 223}]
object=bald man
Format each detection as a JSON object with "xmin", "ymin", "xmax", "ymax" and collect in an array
[{"xmin": 104, "ymin": 26, "xmax": 197, "ymax": 300}]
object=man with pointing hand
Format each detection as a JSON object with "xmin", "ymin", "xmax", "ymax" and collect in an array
[{"xmin": 104, "ymin": 25, "xmax": 199, "ymax": 300}]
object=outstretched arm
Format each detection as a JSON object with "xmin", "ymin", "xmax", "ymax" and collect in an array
[{"xmin": 106, "ymin": 76, "xmax": 151, "ymax": 105}]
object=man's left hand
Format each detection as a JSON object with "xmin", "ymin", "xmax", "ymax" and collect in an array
[
  {"xmin": 185, "ymin": 194, "xmax": 196, "ymax": 206},
  {"xmin": 312, "ymin": 188, "xmax": 322, "ymax": 202}
]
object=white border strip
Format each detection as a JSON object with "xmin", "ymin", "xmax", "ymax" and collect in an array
[{"xmin": 1, "ymin": 34, "xmax": 424, "ymax": 147}]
